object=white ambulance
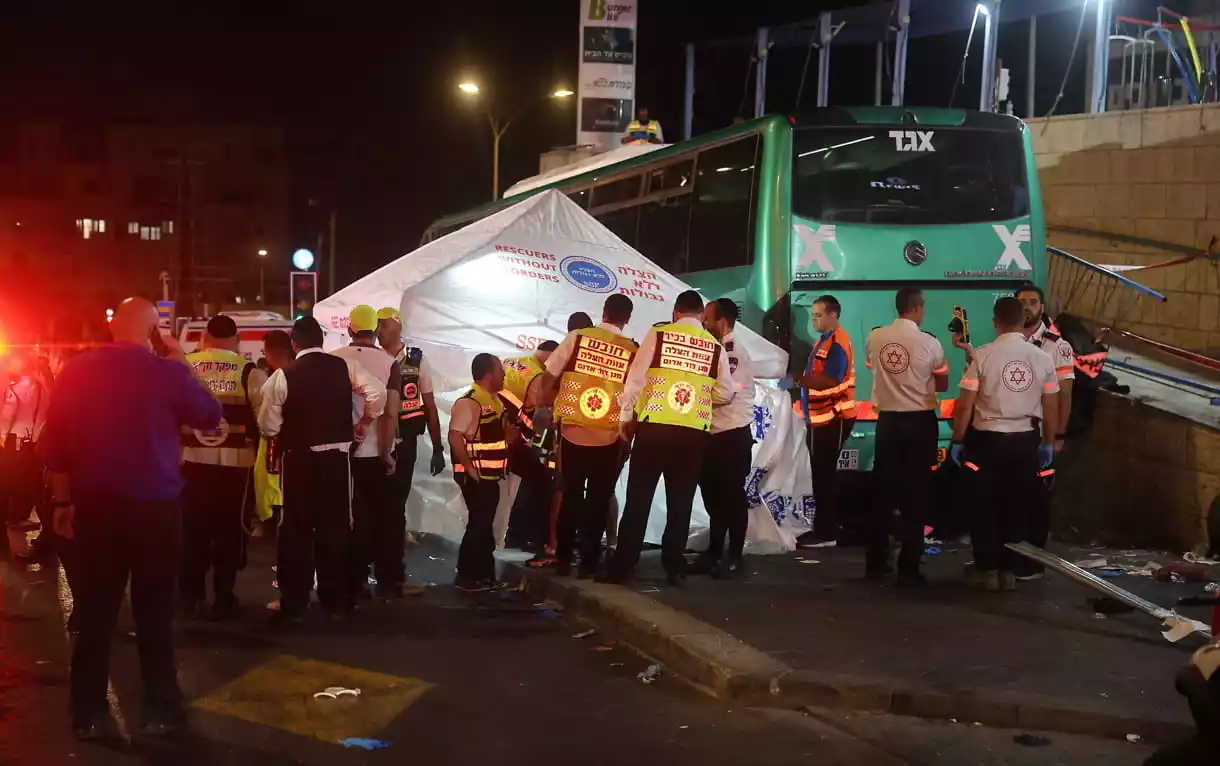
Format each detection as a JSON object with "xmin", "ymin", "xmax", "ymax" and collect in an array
[{"xmin": 177, "ymin": 311, "xmax": 295, "ymax": 363}]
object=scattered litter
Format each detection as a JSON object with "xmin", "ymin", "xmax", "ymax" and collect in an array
[
  {"xmin": 1205, "ymin": 582, "xmax": 1220, "ymax": 594},
  {"xmin": 1074, "ymin": 557, "xmax": 1109, "ymax": 569},
  {"xmin": 610, "ymin": 662, "xmax": 624, "ymax": 667},
  {"xmin": 679, "ymin": 725, "xmax": 689, "ymax": 730},
  {"xmin": 1098, "ymin": 571, "xmax": 1121, "ymax": 578},
  {"xmin": 1093, "ymin": 613, "xmax": 1108, "ymax": 620},
  {"xmin": 314, "ymin": 687, "xmax": 361, "ymax": 699},
  {"xmin": 949, "ymin": 718, "xmax": 958, "ymax": 724},
  {"xmin": 637, "ymin": 664, "xmax": 663, "ymax": 684},
  {"xmin": 638, "ymin": 587, "xmax": 661, "ymax": 594},
  {"xmin": 1126, "ymin": 734, "xmax": 1142, "ymax": 744},
  {"xmin": 1183, "ymin": 552, "xmax": 1220, "ymax": 566},
  {"xmin": 593, "ymin": 645, "xmax": 614, "ymax": 652},
  {"xmin": 535, "ymin": 606, "xmax": 562, "ymax": 619},
  {"xmin": 35, "ymin": 660, "xmax": 50, "ymax": 665},
  {"xmin": 923, "ymin": 537, "xmax": 943, "ymax": 546},
  {"xmin": 429, "ymin": 556, "xmax": 443, "ymax": 561},
  {"xmin": 340, "ymin": 738, "xmax": 390, "ymax": 750},
  {"xmin": 972, "ymin": 722, "xmax": 983, "ymax": 727},
  {"xmin": 1171, "ymin": 573, "xmax": 1186, "ymax": 585},
  {"xmin": 796, "ymin": 558, "xmax": 820, "ymax": 564},
  {"xmin": 1013, "ymin": 733, "xmax": 1052, "ymax": 747},
  {"xmin": 923, "ymin": 547, "xmax": 941, "ymax": 555},
  {"xmin": 1157, "ymin": 563, "xmax": 1211, "ymax": 583},
  {"xmin": 572, "ymin": 629, "xmax": 597, "ymax": 639},
  {"xmin": 1161, "ymin": 615, "xmax": 1211, "ymax": 643},
  {"xmin": 127, "ymin": 632, "xmax": 136, "ymax": 638}
]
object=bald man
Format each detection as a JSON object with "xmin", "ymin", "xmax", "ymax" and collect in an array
[{"xmin": 43, "ymin": 297, "xmax": 223, "ymax": 740}]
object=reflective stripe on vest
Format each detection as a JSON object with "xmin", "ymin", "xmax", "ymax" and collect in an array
[
  {"xmin": 182, "ymin": 349, "xmax": 252, "ymax": 449},
  {"xmin": 637, "ymin": 323, "xmax": 721, "ymax": 432},
  {"xmin": 801, "ymin": 327, "xmax": 856, "ymax": 426},
  {"xmin": 452, "ymin": 384, "xmax": 508, "ymax": 481},
  {"xmin": 502, "ymin": 354, "xmax": 545, "ymax": 412},
  {"xmin": 1074, "ymin": 349, "xmax": 1107, "ymax": 379},
  {"xmin": 555, "ymin": 328, "xmax": 638, "ymax": 430},
  {"xmin": 625, "ymin": 120, "xmax": 660, "ymax": 143}
]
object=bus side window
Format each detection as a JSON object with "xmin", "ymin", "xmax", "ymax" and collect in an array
[
  {"xmin": 597, "ymin": 207, "xmax": 640, "ymax": 249},
  {"xmin": 689, "ymin": 136, "xmax": 759, "ymax": 272},
  {"xmin": 637, "ymin": 195, "xmax": 692, "ymax": 274}
]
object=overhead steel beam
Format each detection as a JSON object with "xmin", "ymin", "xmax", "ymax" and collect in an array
[
  {"xmin": 817, "ymin": 12, "xmax": 832, "ymax": 107},
  {"xmin": 683, "ymin": 43, "xmax": 695, "ymax": 141},
  {"xmin": 1088, "ymin": 0, "xmax": 1112, "ymax": 112},
  {"xmin": 892, "ymin": 0, "xmax": 911, "ymax": 106},
  {"xmin": 755, "ymin": 27, "xmax": 769, "ymax": 119}
]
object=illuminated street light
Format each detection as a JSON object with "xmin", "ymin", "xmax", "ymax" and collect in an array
[
  {"xmin": 257, "ymin": 248, "xmax": 268, "ymax": 257},
  {"xmin": 257, "ymin": 249, "xmax": 269, "ymax": 303},
  {"xmin": 457, "ymin": 81, "xmax": 575, "ymax": 200}
]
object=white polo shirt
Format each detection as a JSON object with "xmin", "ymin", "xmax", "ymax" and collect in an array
[
  {"xmin": 959, "ymin": 332, "xmax": 1059, "ymax": 433},
  {"xmin": 1027, "ymin": 321, "xmax": 1075, "ymax": 382},
  {"xmin": 866, "ymin": 318, "xmax": 947, "ymax": 412},
  {"xmin": 332, "ymin": 342, "xmax": 398, "ymax": 458},
  {"xmin": 711, "ymin": 331, "xmax": 755, "ymax": 434}
]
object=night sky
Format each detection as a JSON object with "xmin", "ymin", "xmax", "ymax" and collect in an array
[{"xmin": 0, "ymin": 0, "xmax": 1168, "ymax": 290}]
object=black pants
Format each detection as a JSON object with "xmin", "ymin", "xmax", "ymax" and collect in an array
[
  {"xmin": 557, "ymin": 439, "xmax": 622, "ymax": 571},
  {"xmin": 506, "ymin": 441, "xmax": 548, "ymax": 547},
  {"xmin": 71, "ymin": 493, "xmax": 182, "ymax": 725},
  {"xmin": 180, "ymin": 462, "xmax": 248, "ymax": 607},
  {"xmin": 1, "ymin": 440, "xmax": 42, "ymax": 528},
  {"xmin": 808, "ymin": 418, "xmax": 855, "ymax": 540},
  {"xmin": 699, "ymin": 426, "xmax": 753, "ymax": 561},
  {"xmin": 456, "ymin": 475, "xmax": 499, "ymax": 582},
  {"xmin": 611, "ymin": 423, "xmax": 708, "ymax": 577},
  {"xmin": 388, "ymin": 437, "xmax": 418, "ymax": 532},
  {"xmin": 967, "ymin": 430, "xmax": 1037, "ymax": 572},
  {"xmin": 1016, "ymin": 430, "xmax": 1054, "ymax": 576},
  {"xmin": 349, "ymin": 455, "xmax": 404, "ymax": 596},
  {"xmin": 868, "ymin": 410, "xmax": 938, "ymax": 575},
  {"xmin": 278, "ymin": 449, "xmax": 351, "ymax": 617}
]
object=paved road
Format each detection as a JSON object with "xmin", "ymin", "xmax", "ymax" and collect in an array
[{"xmin": 0, "ymin": 540, "xmax": 1164, "ymax": 765}]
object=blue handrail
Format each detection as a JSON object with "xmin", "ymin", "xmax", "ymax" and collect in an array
[
  {"xmin": 1047, "ymin": 247, "xmax": 1168, "ymax": 302},
  {"xmin": 1107, "ymin": 357, "xmax": 1220, "ymax": 401}
]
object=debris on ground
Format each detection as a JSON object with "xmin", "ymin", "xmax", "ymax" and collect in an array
[
  {"xmin": 1013, "ymin": 733, "xmax": 1052, "ymax": 747},
  {"xmin": 1183, "ymin": 552, "xmax": 1220, "ymax": 566},
  {"xmin": 1206, "ymin": 582, "xmax": 1220, "ymax": 594},
  {"xmin": 923, "ymin": 547, "xmax": 941, "ymax": 555},
  {"xmin": 314, "ymin": 687, "xmax": 361, "ymax": 699},
  {"xmin": 572, "ymin": 629, "xmax": 596, "ymax": 639},
  {"xmin": 796, "ymin": 558, "xmax": 820, "ymax": 564},
  {"xmin": 1125, "ymin": 734, "xmax": 1142, "ymax": 743},
  {"xmin": 1093, "ymin": 612, "xmax": 1107, "ymax": 620},
  {"xmin": 339, "ymin": 738, "xmax": 390, "ymax": 750},
  {"xmin": 592, "ymin": 645, "xmax": 614, "ymax": 652},
  {"xmin": 1156, "ymin": 562, "xmax": 1211, "ymax": 583},
  {"xmin": 1161, "ymin": 615, "xmax": 1211, "ymax": 643},
  {"xmin": 637, "ymin": 664, "xmax": 663, "ymax": 684}
]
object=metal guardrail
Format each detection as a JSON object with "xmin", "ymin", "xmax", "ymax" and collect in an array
[{"xmin": 1047, "ymin": 246, "xmax": 1167, "ymax": 337}]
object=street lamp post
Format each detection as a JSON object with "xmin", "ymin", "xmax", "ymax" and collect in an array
[
  {"xmin": 458, "ymin": 82, "xmax": 573, "ymax": 200},
  {"xmin": 257, "ymin": 248, "xmax": 268, "ymax": 305}
]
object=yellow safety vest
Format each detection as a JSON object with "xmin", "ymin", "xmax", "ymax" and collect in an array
[
  {"xmin": 452, "ymin": 384, "xmax": 508, "ymax": 481},
  {"xmin": 253, "ymin": 437, "xmax": 281, "ymax": 521},
  {"xmin": 500, "ymin": 354, "xmax": 545, "ymax": 413},
  {"xmin": 625, "ymin": 119, "xmax": 661, "ymax": 144},
  {"xmin": 555, "ymin": 327, "xmax": 638, "ymax": 430},
  {"xmin": 181, "ymin": 348, "xmax": 254, "ymax": 449},
  {"xmin": 637, "ymin": 323, "xmax": 721, "ymax": 432}
]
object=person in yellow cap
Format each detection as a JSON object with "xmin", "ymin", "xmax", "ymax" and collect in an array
[
  {"xmin": 332, "ymin": 305, "xmax": 409, "ymax": 602},
  {"xmin": 377, "ymin": 306, "xmax": 445, "ymax": 556}
]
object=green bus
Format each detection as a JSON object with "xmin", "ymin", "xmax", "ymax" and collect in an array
[{"xmin": 422, "ymin": 107, "xmax": 1045, "ymax": 472}]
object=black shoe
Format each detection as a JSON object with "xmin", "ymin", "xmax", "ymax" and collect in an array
[
  {"xmin": 211, "ymin": 599, "xmax": 240, "ymax": 622},
  {"xmin": 710, "ymin": 558, "xmax": 742, "ymax": 579},
  {"xmin": 72, "ymin": 716, "xmax": 117, "ymax": 741},
  {"xmin": 665, "ymin": 571, "xmax": 687, "ymax": 587},
  {"xmin": 895, "ymin": 571, "xmax": 928, "ymax": 588},
  {"xmin": 686, "ymin": 555, "xmax": 718, "ymax": 576},
  {"xmin": 139, "ymin": 710, "xmax": 187, "ymax": 737},
  {"xmin": 595, "ymin": 570, "xmax": 632, "ymax": 585}
]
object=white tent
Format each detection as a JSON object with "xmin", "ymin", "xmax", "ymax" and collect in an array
[{"xmin": 314, "ymin": 190, "xmax": 811, "ymax": 554}]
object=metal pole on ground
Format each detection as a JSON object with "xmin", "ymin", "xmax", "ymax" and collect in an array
[
  {"xmin": 817, "ymin": 12, "xmax": 832, "ymax": 107},
  {"xmin": 892, "ymin": 0, "xmax": 911, "ymax": 106},
  {"xmin": 683, "ymin": 43, "xmax": 695, "ymax": 141}
]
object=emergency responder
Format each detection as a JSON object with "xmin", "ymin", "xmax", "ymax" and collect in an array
[
  {"xmin": 1016, "ymin": 283, "xmax": 1074, "ymax": 581},
  {"xmin": 538, "ymin": 294, "xmax": 637, "ymax": 578},
  {"xmin": 790, "ymin": 294, "xmax": 856, "ymax": 549},
  {"xmin": 622, "ymin": 107, "xmax": 664, "ymax": 145},
  {"xmin": 497, "ymin": 340, "xmax": 558, "ymax": 551},
  {"xmin": 865, "ymin": 287, "xmax": 948, "ymax": 585},
  {"xmin": 691, "ymin": 298, "xmax": 754, "ymax": 578},
  {"xmin": 567, "ymin": 312, "xmax": 594, "ymax": 332},
  {"xmin": 604, "ymin": 290, "xmax": 734, "ymax": 585},
  {"xmin": 377, "ymin": 307, "xmax": 444, "ymax": 554},
  {"xmin": 949, "ymin": 297, "xmax": 1058, "ymax": 592},
  {"xmin": 180, "ymin": 315, "xmax": 267, "ymax": 620},
  {"xmin": 252, "ymin": 330, "xmax": 293, "ymax": 527},
  {"xmin": 259, "ymin": 317, "xmax": 387, "ymax": 624},
  {"xmin": 449, "ymin": 353, "xmax": 510, "ymax": 592},
  {"xmin": 333, "ymin": 306, "xmax": 403, "ymax": 603},
  {"xmin": 2, "ymin": 350, "xmax": 52, "ymax": 559}
]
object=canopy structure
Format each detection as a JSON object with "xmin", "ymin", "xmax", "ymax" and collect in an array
[
  {"xmin": 315, "ymin": 189, "xmax": 787, "ymax": 389},
  {"xmin": 682, "ymin": 0, "xmax": 1116, "ymax": 137},
  {"xmin": 314, "ymin": 190, "xmax": 810, "ymax": 554}
]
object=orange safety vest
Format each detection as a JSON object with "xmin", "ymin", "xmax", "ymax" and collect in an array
[
  {"xmin": 1074, "ymin": 350, "xmax": 1108, "ymax": 379},
  {"xmin": 800, "ymin": 327, "xmax": 856, "ymax": 426}
]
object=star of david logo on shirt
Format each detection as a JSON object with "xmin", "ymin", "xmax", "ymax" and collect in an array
[
  {"xmin": 879, "ymin": 343, "xmax": 910, "ymax": 374},
  {"xmin": 1001, "ymin": 360, "xmax": 1035, "ymax": 393}
]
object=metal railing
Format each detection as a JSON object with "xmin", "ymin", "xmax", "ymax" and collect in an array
[{"xmin": 1046, "ymin": 246, "xmax": 1167, "ymax": 335}]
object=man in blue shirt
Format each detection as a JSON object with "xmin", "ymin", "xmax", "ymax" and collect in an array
[{"xmin": 43, "ymin": 297, "xmax": 222, "ymax": 741}]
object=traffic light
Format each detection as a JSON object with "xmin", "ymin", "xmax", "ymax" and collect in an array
[{"xmin": 290, "ymin": 271, "xmax": 317, "ymax": 320}]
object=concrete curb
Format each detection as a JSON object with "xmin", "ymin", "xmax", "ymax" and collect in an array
[{"xmin": 504, "ymin": 562, "xmax": 1195, "ymax": 744}]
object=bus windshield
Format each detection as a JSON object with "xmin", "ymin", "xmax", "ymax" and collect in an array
[{"xmin": 792, "ymin": 127, "xmax": 1029, "ymax": 226}]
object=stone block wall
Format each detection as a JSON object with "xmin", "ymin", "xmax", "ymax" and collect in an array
[
  {"xmin": 1052, "ymin": 391, "xmax": 1220, "ymax": 554},
  {"xmin": 1026, "ymin": 106, "xmax": 1220, "ymax": 354}
]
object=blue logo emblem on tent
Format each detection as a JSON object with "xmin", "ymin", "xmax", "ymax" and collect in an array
[{"xmin": 560, "ymin": 256, "xmax": 618, "ymax": 294}]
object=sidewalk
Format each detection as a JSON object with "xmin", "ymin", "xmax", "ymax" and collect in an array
[{"xmin": 505, "ymin": 541, "xmax": 1215, "ymax": 743}]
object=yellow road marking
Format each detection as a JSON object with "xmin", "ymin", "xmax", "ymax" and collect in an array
[{"xmin": 191, "ymin": 654, "xmax": 432, "ymax": 744}]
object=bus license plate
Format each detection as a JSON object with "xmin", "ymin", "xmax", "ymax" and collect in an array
[{"xmin": 838, "ymin": 449, "xmax": 859, "ymax": 471}]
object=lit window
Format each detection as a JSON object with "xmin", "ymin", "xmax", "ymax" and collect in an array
[
  {"xmin": 163, "ymin": 220, "xmax": 175, "ymax": 234},
  {"xmin": 75, "ymin": 218, "xmax": 105, "ymax": 239},
  {"xmin": 140, "ymin": 226, "xmax": 162, "ymax": 241},
  {"xmin": 128, "ymin": 222, "xmax": 139, "ymax": 234}
]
